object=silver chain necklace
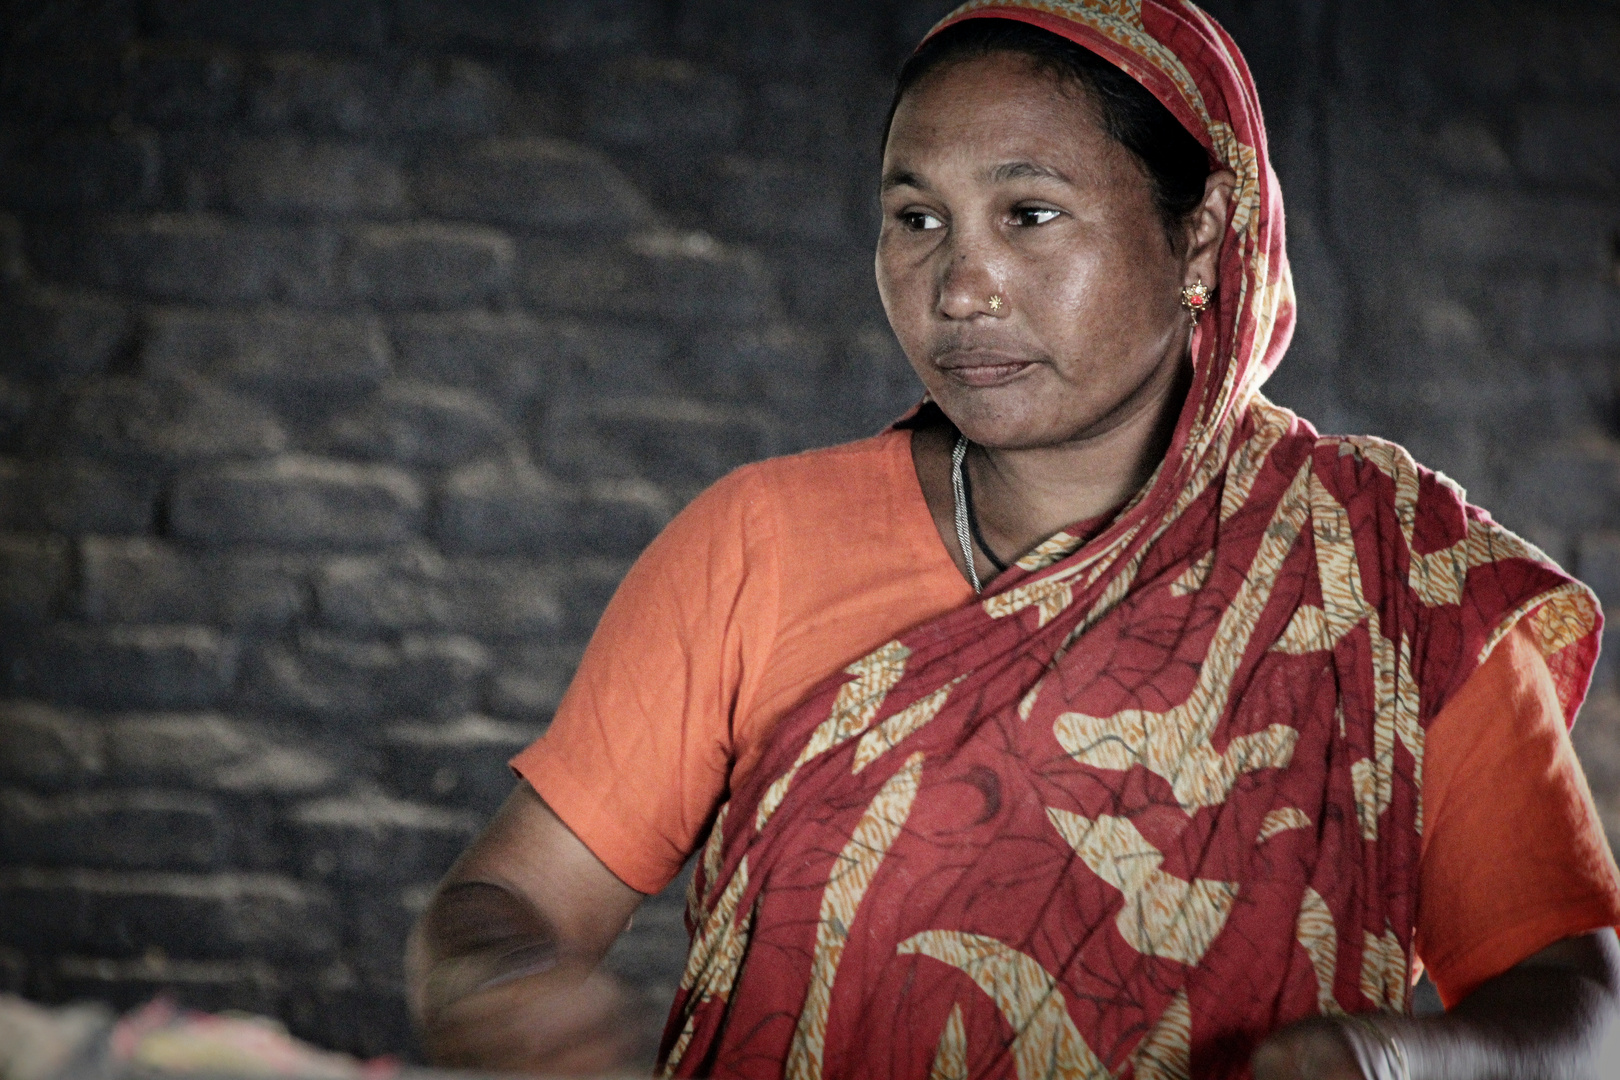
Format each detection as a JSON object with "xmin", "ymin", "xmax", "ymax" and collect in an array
[{"xmin": 951, "ymin": 434, "xmax": 982, "ymax": 593}]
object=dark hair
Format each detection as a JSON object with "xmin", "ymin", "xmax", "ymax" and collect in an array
[{"xmin": 884, "ymin": 18, "xmax": 1212, "ymax": 252}]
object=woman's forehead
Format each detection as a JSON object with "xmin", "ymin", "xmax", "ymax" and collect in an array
[{"xmin": 882, "ymin": 53, "xmax": 1119, "ymax": 179}]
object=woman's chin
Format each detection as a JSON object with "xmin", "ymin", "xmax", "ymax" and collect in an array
[
  {"xmin": 933, "ymin": 387, "xmax": 1094, "ymax": 451},
  {"xmin": 949, "ymin": 412, "xmax": 1096, "ymax": 453}
]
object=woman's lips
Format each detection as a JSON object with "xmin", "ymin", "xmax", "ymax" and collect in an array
[{"xmin": 939, "ymin": 358, "xmax": 1037, "ymax": 387}]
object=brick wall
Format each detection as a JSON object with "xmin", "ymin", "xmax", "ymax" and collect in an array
[{"xmin": 1, "ymin": 0, "xmax": 1616, "ymax": 1062}]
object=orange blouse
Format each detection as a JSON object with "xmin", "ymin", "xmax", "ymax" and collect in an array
[{"xmin": 513, "ymin": 428, "xmax": 1620, "ymax": 1007}]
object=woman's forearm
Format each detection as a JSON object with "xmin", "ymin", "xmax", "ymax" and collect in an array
[
  {"xmin": 1381, "ymin": 933, "xmax": 1619, "ymax": 1080},
  {"xmin": 404, "ymin": 785, "xmax": 646, "ymax": 1071},
  {"xmin": 407, "ymin": 879, "xmax": 565, "ymax": 1022},
  {"xmin": 1255, "ymin": 932, "xmax": 1620, "ymax": 1080}
]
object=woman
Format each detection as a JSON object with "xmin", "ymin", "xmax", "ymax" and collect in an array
[{"xmin": 408, "ymin": 3, "xmax": 1620, "ymax": 1078}]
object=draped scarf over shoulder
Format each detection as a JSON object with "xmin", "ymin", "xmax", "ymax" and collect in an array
[{"xmin": 660, "ymin": 3, "xmax": 1603, "ymax": 1078}]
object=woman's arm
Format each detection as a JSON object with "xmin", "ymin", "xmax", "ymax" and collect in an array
[
  {"xmin": 406, "ymin": 782, "xmax": 645, "ymax": 1073},
  {"xmin": 1253, "ymin": 929, "xmax": 1620, "ymax": 1080}
]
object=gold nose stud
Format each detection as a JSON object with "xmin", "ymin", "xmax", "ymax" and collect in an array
[{"xmin": 988, "ymin": 294, "xmax": 1005, "ymax": 312}]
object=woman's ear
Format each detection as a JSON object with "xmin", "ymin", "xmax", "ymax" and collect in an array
[{"xmin": 1182, "ymin": 168, "xmax": 1236, "ymax": 289}]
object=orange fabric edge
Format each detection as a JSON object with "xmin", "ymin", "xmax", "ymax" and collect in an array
[
  {"xmin": 508, "ymin": 751, "xmax": 669, "ymax": 896},
  {"xmin": 1418, "ymin": 618, "xmax": 1620, "ymax": 1006},
  {"xmin": 1433, "ymin": 904, "xmax": 1620, "ymax": 1010}
]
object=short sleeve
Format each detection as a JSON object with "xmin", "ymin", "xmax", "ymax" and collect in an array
[
  {"xmin": 1415, "ymin": 619, "xmax": 1620, "ymax": 1007},
  {"xmin": 509, "ymin": 466, "xmax": 780, "ymax": 895}
]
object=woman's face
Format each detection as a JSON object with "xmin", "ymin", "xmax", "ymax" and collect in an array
[{"xmin": 877, "ymin": 51, "xmax": 1213, "ymax": 451}]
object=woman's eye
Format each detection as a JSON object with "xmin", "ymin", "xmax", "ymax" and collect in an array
[
  {"xmin": 900, "ymin": 211, "xmax": 944, "ymax": 231},
  {"xmin": 1013, "ymin": 207, "xmax": 1062, "ymax": 227}
]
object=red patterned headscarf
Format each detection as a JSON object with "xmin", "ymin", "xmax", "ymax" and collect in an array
[{"xmin": 661, "ymin": 3, "xmax": 1603, "ymax": 1078}]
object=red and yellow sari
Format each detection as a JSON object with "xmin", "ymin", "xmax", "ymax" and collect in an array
[{"xmin": 660, "ymin": 3, "xmax": 1603, "ymax": 1077}]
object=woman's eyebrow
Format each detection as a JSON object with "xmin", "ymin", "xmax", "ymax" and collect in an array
[
  {"xmin": 984, "ymin": 160, "xmax": 1073, "ymax": 184},
  {"xmin": 881, "ymin": 169, "xmax": 928, "ymax": 192}
]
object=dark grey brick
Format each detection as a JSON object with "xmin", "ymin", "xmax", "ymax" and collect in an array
[
  {"xmin": 1578, "ymin": 532, "xmax": 1620, "ymax": 611},
  {"xmin": 417, "ymin": 138, "xmax": 654, "ymax": 232},
  {"xmin": 142, "ymin": 307, "xmax": 390, "ymax": 393},
  {"xmin": 1516, "ymin": 106, "xmax": 1620, "ymax": 190},
  {"xmin": 102, "ymin": 712, "xmax": 336, "ymax": 794},
  {"xmin": 3, "ymin": 2, "xmax": 139, "ymax": 49},
  {"xmin": 248, "ymin": 632, "xmax": 487, "ymax": 720},
  {"xmin": 0, "ymin": 287, "xmax": 131, "ymax": 382},
  {"xmin": 128, "ymin": 44, "xmax": 245, "ymax": 126},
  {"xmin": 0, "ymin": 51, "xmax": 125, "ymax": 122},
  {"xmin": 345, "ymin": 223, "xmax": 513, "ymax": 309},
  {"xmin": 0, "ymin": 789, "xmax": 225, "ymax": 871},
  {"xmin": 0, "ymin": 945, "xmax": 29, "ymax": 994},
  {"xmin": 438, "ymin": 560, "xmax": 569, "ymax": 639},
  {"xmin": 382, "ymin": 714, "xmax": 537, "ymax": 813},
  {"xmin": 0, "ymin": 458, "xmax": 158, "ymax": 534},
  {"xmin": 225, "ymin": 140, "xmax": 406, "ymax": 221},
  {"xmin": 584, "ymin": 58, "xmax": 742, "ymax": 150},
  {"xmin": 1414, "ymin": 191, "xmax": 1620, "ymax": 276},
  {"xmin": 2, "ymin": 624, "xmax": 238, "ymax": 710},
  {"xmin": 701, "ymin": 155, "xmax": 852, "ymax": 244},
  {"xmin": 550, "ymin": 397, "xmax": 772, "ymax": 489},
  {"xmin": 774, "ymin": 239, "xmax": 889, "ymax": 326},
  {"xmin": 674, "ymin": 0, "xmax": 885, "ymax": 74},
  {"xmin": 390, "ymin": 310, "xmax": 547, "ymax": 407},
  {"xmin": 602, "ymin": 879, "xmax": 689, "ymax": 1003},
  {"xmin": 568, "ymin": 480, "xmax": 671, "ymax": 557},
  {"xmin": 486, "ymin": 642, "xmax": 578, "ymax": 722},
  {"xmin": 57, "ymin": 376, "xmax": 286, "ymax": 462},
  {"xmin": 1501, "ymin": 275, "xmax": 1620, "ymax": 352},
  {"xmin": 1505, "ymin": 439, "xmax": 1620, "ymax": 534},
  {"xmin": 147, "ymin": 0, "xmax": 390, "ymax": 49},
  {"xmin": 170, "ymin": 457, "xmax": 423, "ymax": 549},
  {"xmin": 0, "ymin": 128, "xmax": 160, "ymax": 212},
  {"xmin": 247, "ymin": 54, "xmax": 507, "ymax": 137},
  {"xmin": 745, "ymin": 79, "xmax": 864, "ymax": 159},
  {"xmin": 27, "ymin": 214, "xmax": 340, "ymax": 306},
  {"xmin": 1412, "ymin": 6, "xmax": 1620, "ymax": 101},
  {"xmin": 80, "ymin": 537, "xmax": 304, "ymax": 628},
  {"xmin": 1415, "ymin": 121, "xmax": 1514, "ymax": 183},
  {"xmin": 676, "ymin": 324, "xmax": 826, "ymax": 407},
  {"xmin": 348, "ymin": 884, "xmax": 428, "ymax": 981},
  {"xmin": 0, "ymin": 702, "xmax": 102, "ymax": 790},
  {"xmin": 289, "ymin": 793, "xmax": 476, "ymax": 883},
  {"xmin": 396, "ymin": 0, "xmax": 658, "ymax": 51},
  {"xmin": 245, "ymin": 54, "xmax": 382, "ymax": 133},
  {"xmin": 323, "ymin": 380, "xmax": 510, "ymax": 467},
  {"xmin": 314, "ymin": 551, "xmax": 457, "ymax": 632},
  {"xmin": 0, "ymin": 377, "xmax": 29, "ymax": 446},
  {"xmin": 0, "ymin": 213, "xmax": 25, "ymax": 283},
  {"xmin": 315, "ymin": 549, "xmax": 563, "ymax": 638},
  {"xmin": 431, "ymin": 459, "xmax": 573, "ymax": 556},
  {"xmin": 521, "ymin": 230, "xmax": 776, "ymax": 325},
  {"xmin": 0, "ymin": 533, "xmax": 71, "ymax": 621},
  {"xmin": 392, "ymin": 312, "xmax": 670, "ymax": 410},
  {"xmin": 375, "ymin": 56, "xmax": 509, "ymax": 136},
  {"xmin": 556, "ymin": 558, "xmax": 632, "ymax": 642},
  {"xmin": 0, "ymin": 867, "xmax": 337, "ymax": 959}
]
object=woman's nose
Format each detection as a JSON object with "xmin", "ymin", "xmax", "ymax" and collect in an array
[{"xmin": 936, "ymin": 244, "xmax": 1004, "ymax": 321}]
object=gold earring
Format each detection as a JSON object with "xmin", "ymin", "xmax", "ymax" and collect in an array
[
  {"xmin": 987, "ymin": 294, "xmax": 1005, "ymax": 312},
  {"xmin": 1180, "ymin": 281, "xmax": 1212, "ymax": 324}
]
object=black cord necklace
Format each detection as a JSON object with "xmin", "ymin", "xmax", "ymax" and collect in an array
[{"xmin": 958, "ymin": 443, "xmax": 1009, "ymax": 576}]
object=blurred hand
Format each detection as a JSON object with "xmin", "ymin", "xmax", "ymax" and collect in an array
[
  {"xmin": 1251, "ymin": 1017, "xmax": 1369, "ymax": 1080},
  {"xmin": 405, "ymin": 785, "xmax": 647, "ymax": 1075},
  {"xmin": 418, "ymin": 962, "xmax": 640, "ymax": 1075}
]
